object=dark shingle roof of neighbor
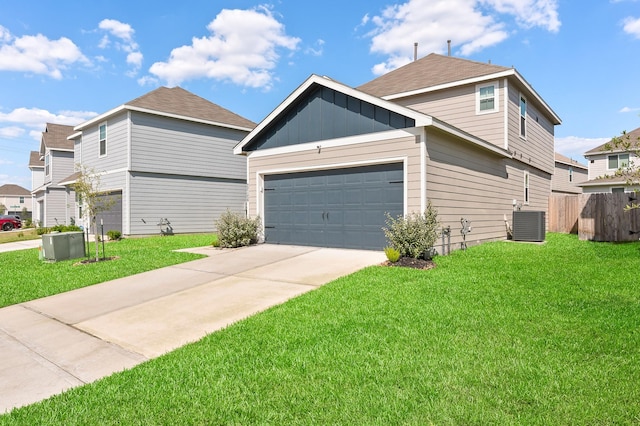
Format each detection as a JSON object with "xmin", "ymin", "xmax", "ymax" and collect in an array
[
  {"xmin": 584, "ymin": 126, "xmax": 640, "ymax": 155},
  {"xmin": 125, "ymin": 86, "xmax": 256, "ymax": 129},
  {"xmin": 42, "ymin": 123, "xmax": 75, "ymax": 150},
  {"xmin": 29, "ymin": 151, "xmax": 44, "ymax": 168},
  {"xmin": 0, "ymin": 184, "xmax": 31, "ymax": 196},
  {"xmin": 357, "ymin": 53, "xmax": 512, "ymax": 98}
]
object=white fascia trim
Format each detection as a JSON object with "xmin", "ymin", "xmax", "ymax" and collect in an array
[
  {"xmin": 579, "ymin": 180, "xmax": 628, "ymax": 187},
  {"xmin": 75, "ymin": 104, "xmax": 253, "ymax": 133},
  {"xmin": 234, "ymin": 74, "xmax": 432, "ymax": 155},
  {"xmin": 430, "ymin": 119, "xmax": 512, "ymax": 158},
  {"xmin": 67, "ymin": 131, "xmax": 82, "ymax": 140},
  {"xmin": 246, "ymin": 128, "xmax": 419, "ymax": 159},
  {"xmin": 255, "ymin": 156, "xmax": 409, "ymax": 220},
  {"xmin": 503, "ymin": 78, "xmax": 509, "ymax": 150}
]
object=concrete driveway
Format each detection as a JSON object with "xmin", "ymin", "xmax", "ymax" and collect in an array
[{"xmin": 0, "ymin": 244, "xmax": 385, "ymax": 413}]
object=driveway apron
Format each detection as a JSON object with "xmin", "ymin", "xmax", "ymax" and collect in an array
[{"xmin": 0, "ymin": 244, "xmax": 385, "ymax": 413}]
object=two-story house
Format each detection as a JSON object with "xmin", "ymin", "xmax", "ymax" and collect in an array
[
  {"xmin": 31, "ymin": 123, "xmax": 76, "ymax": 227},
  {"xmin": 552, "ymin": 152, "xmax": 587, "ymax": 194},
  {"xmin": 233, "ymin": 53, "xmax": 561, "ymax": 250},
  {"xmin": 0, "ymin": 184, "xmax": 32, "ymax": 217},
  {"xmin": 580, "ymin": 126, "xmax": 640, "ymax": 193},
  {"xmin": 69, "ymin": 86, "xmax": 255, "ymax": 235}
]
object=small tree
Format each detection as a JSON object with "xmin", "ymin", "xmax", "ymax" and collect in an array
[
  {"xmin": 603, "ymin": 130, "xmax": 640, "ymax": 210},
  {"xmin": 0, "ymin": 203, "xmax": 5, "ymax": 215},
  {"xmin": 72, "ymin": 165, "xmax": 115, "ymax": 261}
]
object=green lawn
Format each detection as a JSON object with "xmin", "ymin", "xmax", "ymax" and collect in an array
[
  {"xmin": 0, "ymin": 234, "xmax": 216, "ymax": 308},
  {"xmin": 0, "ymin": 228, "xmax": 39, "ymax": 244},
  {"xmin": 2, "ymin": 233, "xmax": 639, "ymax": 424}
]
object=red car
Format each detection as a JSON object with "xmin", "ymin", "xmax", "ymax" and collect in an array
[{"xmin": 0, "ymin": 215, "xmax": 21, "ymax": 231}]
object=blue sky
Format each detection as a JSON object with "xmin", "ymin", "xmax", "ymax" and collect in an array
[{"xmin": 1, "ymin": 0, "xmax": 640, "ymax": 188}]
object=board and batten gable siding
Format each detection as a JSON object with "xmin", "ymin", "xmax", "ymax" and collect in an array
[
  {"xmin": 49, "ymin": 151, "xmax": 75, "ymax": 186},
  {"xmin": 129, "ymin": 112, "xmax": 247, "ymax": 181},
  {"xmin": 394, "ymin": 82, "xmax": 505, "ymax": 150},
  {"xmin": 424, "ymin": 127, "xmax": 549, "ymax": 248},
  {"xmin": 128, "ymin": 172, "xmax": 247, "ymax": 235},
  {"xmin": 80, "ymin": 112, "xmax": 129, "ymax": 172},
  {"xmin": 506, "ymin": 83, "xmax": 555, "ymax": 175},
  {"xmin": 246, "ymin": 131, "xmax": 422, "ymax": 220}
]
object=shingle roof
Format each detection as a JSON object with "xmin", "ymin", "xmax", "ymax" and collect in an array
[
  {"xmin": 554, "ymin": 152, "xmax": 587, "ymax": 169},
  {"xmin": 584, "ymin": 126, "xmax": 640, "ymax": 155},
  {"xmin": 125, "ymin": 86, "xmax": 256, "ymax": 129},
  {"xmin": 42, "ymin": 123, "xmax": 75, "ymax": 151},
  {"xmin": 0, "ymin": 184, "xmax": 30, "ymax": 196},
  {"xmin": 29, "ymin": 151, "xmax": 44, "ymax": 168},
  {"xmin": 357, "ymin": 53, "xmax": 511, "ymax": 98}
]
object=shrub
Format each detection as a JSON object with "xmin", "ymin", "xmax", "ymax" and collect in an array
[
  {"xmin": 383, "ymin": 201, "xmax": 439, "ymax": 259},
  {"xmin": 215, "ymin": 210, "xmax": 261, "ymax": 248},
  {"xmin": 50, "ymin": 224, "xmax": 82, "ymax": 233},
  {"xmin": 384, "ymin": 246, "xmax": 401, "ymax": 262},
  {"xmin": 36, "ymin": 227, "xmax": 48, "ymax": 235},
  {"xmin": 107, "ymin": 230, "xmax": 122, "ymax": 241}
]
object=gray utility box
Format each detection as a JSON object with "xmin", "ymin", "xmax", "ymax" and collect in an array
[
  {"xmin": 512, "ymin": 211, "xmax": 546, "ymax": 242},
  {"xmin": 41, "ymin": 231, "xmax": 85, "ymax": 261}
]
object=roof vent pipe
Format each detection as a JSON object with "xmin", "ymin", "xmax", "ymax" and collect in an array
[
  {"xmin": 414, "ymin": 42, "xmax": 418, "ymax": 61},
  {"xmin": 447, "ymin": 40, "xmax": 451, "ymax": 56}
]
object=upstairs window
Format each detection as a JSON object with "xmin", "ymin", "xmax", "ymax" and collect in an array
[
  {"xmin": 519, "ymin": 95, "xmax": 527, "ymax": 138},
  {"xmin": 45, "ymin": 153, "xmax": 50, "ymax": 176},
  {"xmin": 19, "ymin": 196, "xmax": 24, "ymax": 203},
  {"xmin": 476, "ymin": 82, "xmax": 498, "ymax": 114},
  {"xmin": 99, "ymin": 123, "xmax": 107, "ymax": 157},
  {"xmin": 569, "ymin": 167, "xmax": 573, "ymax": 182},
  {"xmin": 524, "ymin": 171, "xmax": 530, "ymax": 205},
  {"xmin": 608, "ymin": 153, "xmax": 629, "ymax": 170}
]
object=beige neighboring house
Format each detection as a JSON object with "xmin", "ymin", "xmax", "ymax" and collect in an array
[
  {"xmin": 0, "ymin": 184, "xmax": 32, "ymax": 217},
  {"xmin": 552, "ymin": 152, "xmax": 587, "ymax": 194},
  {"xmin": 234, "ymin": 53, "xmax": 561, "ymax": 250},
  {"xmin": 580, "ymin": 126, "xmax": 640, "ymax": 193},
  {"xmin": 31, "ymin": 123, "xmax": 76, "ymax": 227}
]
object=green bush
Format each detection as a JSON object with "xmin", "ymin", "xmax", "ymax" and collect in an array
[
  {"xmin": 50, "ymin": 224, "xmax": 82, "ymax": 233},
  {"xmin": 36, "ymin": 227, "xmax": 48, "ymax": 235},
  {"xmin": 107, "ymin": 230, "xmax": 122, "ymax": 241},
  {"xmin": 383, "ymin": 201, "xmax": 439, "ymax": 259},
  {"xmin": 384, "ymin": 246, "xmax": 401, "ymax": 262},
  {"xmin": 215, "ymin": 210, "xmax": 261, "ymax": 248}
]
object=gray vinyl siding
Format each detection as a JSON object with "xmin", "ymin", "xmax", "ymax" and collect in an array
[
  {"xmin": 43, "ymin": 187, "xmax": 74, "ymax": 227},
  {"xmin": 246, "ymin": 132, "xmax": 422, "ymax": 220},
  {"xmin": 50, "ymin": 151, "xmax": 75, "ymax": 185},
  {"xmin": 128, "ymin": 172, "xmax": 246, "ymax": 235},
  {"xmin": 424, "ymin": 128, "xmax": 550, "ymax": 249},
  {"xmin": 395, "ymin": 82, "xmax": 505, "ymax": 149},
  {"xmin": 507, "ymin": 85, "xmax": 555, "ymax": 175},
  {"xmin": 129, "ymin": 112, "xmax": 247, "ymax": 180},
  {"xmin": 552, "ymin": 163, "xmax": 587, "ymax": 194},
  {"xmin": 80, "ymin": 113, "xmax": 129, "ymax": 171}
]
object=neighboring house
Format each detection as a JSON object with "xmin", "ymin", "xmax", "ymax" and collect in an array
[
  {"xmin": 69, "ymin": 86, "xmax": 255, "ymax": 235},
  {"xmin": 234, "ymin": 53, "xmax": 561, "ymax": 250},
  {"xmin": 0, "ymin": 184, "xmax": 32, "ymax": 217},
  {"xmin": 552, "ymin": 152, "xmax": 587, "ymax": 194},
  {"xmin": 31, "ymin": 123, "xmax": 76, "ymax": 227},
  {"xmin": 580, "ymin": 127, "xmax": 640, "ymax": 193}
]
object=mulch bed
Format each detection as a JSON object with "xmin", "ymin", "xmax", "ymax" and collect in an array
[
  {"xmin": 382, "ymin": 257, "xmax": 436, "ymax": 270},
  {"xmin": 74, "ymin": 256, "xmax": 120, "ymax": 265}
]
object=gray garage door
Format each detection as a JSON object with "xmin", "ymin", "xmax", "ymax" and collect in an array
[
  {"xmin": 264, "ymin": 163, "xmax": 403, "ymax": 250},
  {"xmin": 96, "ymin": 191, "xmax": 122, "ymax": 234}
]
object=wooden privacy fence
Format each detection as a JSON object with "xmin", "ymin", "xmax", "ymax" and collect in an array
[{"xmin": 549, "ymin": 193, "xmax": 640, "ymax": 241}]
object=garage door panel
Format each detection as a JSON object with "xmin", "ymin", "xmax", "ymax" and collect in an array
[{"xmin": 264, "ymin": 163, "xmax": 403, "ymax": 250}]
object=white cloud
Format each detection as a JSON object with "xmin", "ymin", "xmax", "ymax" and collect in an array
[
  {"xmin": 555, "ymin": 136, "xmax": 609, "ymax": 159},
  {"xmin": 0, "ymin": 126, "xmax": 26, "ymax": 138},
  {"xmin": 98, "ymin": 18, "xmax": 143, "ymax": 75},
  {"xmin": 620, "ymin": 106, "xmax": 640, "ymax": 113},
  {"xmin": 365, "ymin": 0, "xmax": 560, "ymax": 74},
  {"xmin": 304, "ymin": 39, "xmax": 325, "ymax": 56},
  {"xmin": 148, "ymin": 5, "xmax": 300, "ymax": 89},
  {"xmin": 622, "ymin": 16, "xmax": 640, "ymax": 38},
  {"xmin": 0, "ymin": 107, "xmax": 98, "ymax": 142},
  {"xmin": 0, "ymin": 25, "xmax": 89, "ymax": 79}
]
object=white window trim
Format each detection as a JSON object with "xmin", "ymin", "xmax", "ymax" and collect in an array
[
  {"xmin": 607, "ymin": 153, "xmax": 630, "ymax": 171},
  {"xmin": 476, "ymin": 81, "xmax": 499, "ymax": 115},
  {"xmin": 524, "ymin": 170, "xmax": 530, "ymax": 205},
  {"xmin": 569, "ymin": 167, "xmax": 573, "ymax": 183},
  {"xmin": 519, "ymin": 94, "xmax": 527, "ymax": 140},
  {"xmin": 99, "ymin": 122, "xmax": 108, "ymax": 157},
  {"xmin": 45, "ymin": 153, "xmax": 51, "ymax": 177}
]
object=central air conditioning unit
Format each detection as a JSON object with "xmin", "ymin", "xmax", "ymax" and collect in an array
[
  {"xmin": 512, "ymin": 211, "xmax": 546, "ymax": 242},
  {"xmin": 41, "ymin": 231, "xmax": 86, "ymax": 261}
]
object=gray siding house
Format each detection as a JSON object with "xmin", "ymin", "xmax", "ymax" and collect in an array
[
  {"xmin": 71, "ymin": 86, "xmax": 255, "ymax": 235},
  {"xmin": 234, "ymin": 54, "xmax": 561, "ymax": 251},
  {"xmin": 552, "ymin": 152, "xmax": 587, "ymax": 194},
  {"xmin": 31, "ymin": 123, "xmax": 76, "ymax": 227},
  {"xmin": 580, "ymin": 127, "xmax": 640, "ymax": 193}
]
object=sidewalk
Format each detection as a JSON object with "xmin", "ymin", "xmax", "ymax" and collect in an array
[
  {"xmin": 0, "ymin": 243, "xmax": 385, "ymax": 413},
  {"xmin": 0, "ymin": 238, "xmax": 41, "ymax": 253}
]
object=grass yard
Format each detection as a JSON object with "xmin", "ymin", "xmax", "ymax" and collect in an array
[
  {"xmin": 0, "ymin": 234, "xmax": 216, "ymax": 308},
  {"xmin": 1, "ymin": 233, "xmax": 639, "ymax": 424},
  {"xmin": 0, "ymin": 228, "xmax": 39, "ymax": 244}
]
